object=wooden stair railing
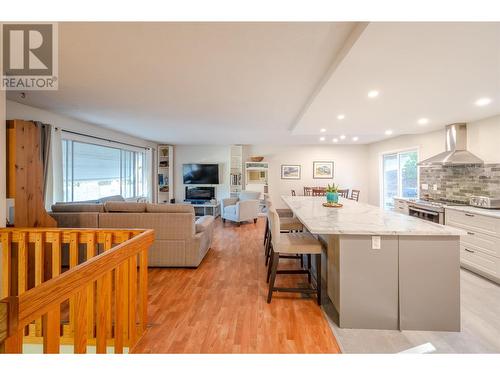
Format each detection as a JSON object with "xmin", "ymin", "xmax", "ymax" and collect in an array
[{"xmin": 0, "ymin": 228, "xmax": 154, "ymax": 354}]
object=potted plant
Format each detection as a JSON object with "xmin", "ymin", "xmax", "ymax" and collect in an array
[{"xmin": 326, "ymin": 184, "xmax": 339, "ymax": 204}]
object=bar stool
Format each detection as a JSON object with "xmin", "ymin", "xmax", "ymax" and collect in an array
[
  {"xmin": 266, "ymin": 207, "xmax": 322, "ymax": 305},
  {"xmin": 264, "ymin": 199, "xmax": 304, "ymax": 266}
]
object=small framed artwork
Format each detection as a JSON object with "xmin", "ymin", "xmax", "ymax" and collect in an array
[
  {"xmin": 313, "ymin": 161, "xmax": 334, "ymax": 179},
  {"xmin": 281, "ymin": 164, "xmax": 301, "ymax": 180}
]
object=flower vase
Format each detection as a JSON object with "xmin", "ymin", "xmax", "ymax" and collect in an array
[{"xmin": 326, "ymin": 192, "xmax": 338, "ymax": 204}]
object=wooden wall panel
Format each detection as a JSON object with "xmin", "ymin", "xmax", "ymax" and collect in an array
[{"xmin": 6, "ymin": 120, "xmax": 56, "ymax": 228}]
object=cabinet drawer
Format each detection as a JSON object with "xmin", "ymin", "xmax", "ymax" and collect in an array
[
  {"xmin": 394, "ymin": 200, "xmax": 409, "ymax": 215},
  {"xmin": 446, "ymin": 209, "xmax": 500, "ymax": 237},
  {"xmin": 461, "ymin": 245, "xmax": 500, "ymax": 278},
  {"xmin": 460, "ymin": 229, "xmax": 500, "ymax": 258}
]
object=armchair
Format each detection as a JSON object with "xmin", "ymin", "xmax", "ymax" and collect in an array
[{"xmin": 221, "ymin": 190, "xmax": 261, "ymax": 225}]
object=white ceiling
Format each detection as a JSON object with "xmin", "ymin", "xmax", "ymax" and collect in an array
[
  {"xmin": 293, "ymin": 22, "xmax": 500, "ymax": 143},
  {"xmin": 8, "ymin": 22, "xmax": 356, "ymax": 144},
  {"xmin": 7, "ymin": 22, "xmax": 500, "ymax": 145}
]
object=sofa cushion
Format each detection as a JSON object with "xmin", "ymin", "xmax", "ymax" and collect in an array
[
  {"xmin": 223, "ymin": 205, "xmax": 237, "ymax": 216},
  {"xmin": 239, "ymin": 191, "xmax": 261, "ymax": 201},
  {"xmin": 98, "ymin": 195, "xmax": 126, "ymax": 203},
  {"xmin": 146, "ymin": 203, "xmax": 195, "ymax": 214},
  {"xmin": 51, "ymin": 203, "xmax": 104, "ymax": 213},
  {"xmin": 195, "ymin": 215, "xmax": 215, "ymax": 233},
  {"xmin": 50, "ymin": 212, "xmax": 99, "ymax": 228},
  {"xmin": 104, "ymin": 201, "xmax": 146, "ymax": 213}
]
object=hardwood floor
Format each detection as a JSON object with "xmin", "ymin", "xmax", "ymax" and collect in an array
[{"xmin": 132, "ymin": 217, "xmax": 341, "ymax": 354}]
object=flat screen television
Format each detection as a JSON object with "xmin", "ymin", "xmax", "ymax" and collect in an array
[
  {"xmin": 185, "ymin": 186, "xmax": 215, "ymax": 202},
  {"xmin": 183, "ymin": 163, "xmax": 219, "ymax": 184}
]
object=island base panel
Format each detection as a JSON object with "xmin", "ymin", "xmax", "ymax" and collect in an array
[{"xmin": 399, "ymin": 236, "xmax": 461, "ymax": 332}]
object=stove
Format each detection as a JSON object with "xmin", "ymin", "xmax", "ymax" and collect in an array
[{"xmin": 407, "ymin": 198, "xmax": 469, "ymax": 224}]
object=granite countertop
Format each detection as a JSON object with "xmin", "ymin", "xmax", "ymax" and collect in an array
[
  {"xmin": 445, "ymin": 205, "xmax": 500, "ymax": 219},
  {"xmin": 281, "ymin": 196, "xmax": 465, "ymax": 236}
]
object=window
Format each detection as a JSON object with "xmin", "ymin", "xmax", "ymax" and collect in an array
[
  {"xmin": 62, "ymin": 139, "xmax": 147, "ymax": 202},
  {"xmin": 382, "ymin": 149, "xmax": 418, "ymax": 209}
]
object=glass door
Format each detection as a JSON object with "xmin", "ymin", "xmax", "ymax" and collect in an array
[
  {"xmin": 382, "ymin": 149, "xmax": 418, "ymax": 209},
  {"xmin": 382, "ymin": 154, "xmax": 399, "ymax": 209}
]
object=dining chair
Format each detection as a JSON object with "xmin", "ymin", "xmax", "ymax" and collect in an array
[
  {"xmin": 338, "ymin": 189, "xmax": 349, "ymax": 198},
  {"xmin": 312, "ymin": 188, "xmax": 326, "ymax": 196},
  {"xmin": 303, "ymin": 187, "xmax": 312, "ymax": 196},
  {"xmin": 350, "ymin": 189, "xmax": 360, "ymax": 202}
]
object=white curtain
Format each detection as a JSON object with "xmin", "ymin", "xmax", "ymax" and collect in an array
[
  {"xmin": 146, "ymin": 147, "xmax": 155, "ymax": 203},
  {"xmin": 44, "ymin": 127, "xmax": 63, "ymax": 210}
]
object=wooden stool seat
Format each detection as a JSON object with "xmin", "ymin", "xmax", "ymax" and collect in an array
[
  {"xmin": 279, "ymin": 217, "xmax": 304, "ymax": 232},
  {"xmin": 273, "ymin": 232, "xmax": 321, "ymax": 254}
]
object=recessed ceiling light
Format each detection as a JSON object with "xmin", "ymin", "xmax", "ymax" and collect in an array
[
  {"xmin": 352, "ymin": 136, "xmax": 359, "ymax": 142},
  {"xmin": 320, "ymin": 128, "xmax": 326, "ymax": 133},
  {"xmin": 417, "ymin": 118, "xmax": 429, "ymax": 125},
  {"xmin": 340, "ymin": 135, "xmax": 346, "ymax": 140},
  {"xmin": 337, "ymin": 114, "xmax": 345, "ymax": 120},
  {"xmin": 332, "ymin": 138, "xmax": 338, "ymax": 143},
  {"xmin": 475, "ymin": 97, "xmax": 492, "ymax": 107},
  {"xmin": 385, "ymin": 130, "xmax": 393, "ymax": 136},
  {"xmin": 367, "ymin": 90, "xmax": 379, "ymax": 98},
  {"xmin": 319, "ymin": 136, "xmax": 325, "ymax": 141}
]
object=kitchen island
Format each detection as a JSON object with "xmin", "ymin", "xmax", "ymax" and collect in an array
[{"xmin": 281, "ymin": 195, "xmax": 465, "ymax": 331}]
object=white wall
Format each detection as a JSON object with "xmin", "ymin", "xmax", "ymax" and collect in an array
[
  {"xmin": 247, "ymin": 144, "xmax": 369, "ymax": 208},
  {"xmin": 466, "ymin": 115, "xmax": 500, "ymax": 164},
  {"xmin": 366, "ymin": 114, "xmax": 500, "ymax": 206},
  {"xmin": 0, "ymin": 90, "xmax": 5, "ymax": 293},
  {"xmin": 6, "ymin": 100, "xmax": 157, "ymax": 149},
  {"xmin": 173, "ymin": 145, "xmax": 231, "ymax": 203},
  {"xmin": 0, "ymin": 90, "xmax": 5, "ymax": 227}
]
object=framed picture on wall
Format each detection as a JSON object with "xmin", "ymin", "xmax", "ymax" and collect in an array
[
  {"xmin": 313, "ymin": 161, "xmax": 334, "ymax": 179},
  {"xmin": 281, "ymin": 164, "xmax": 301, "ymax": 180}
]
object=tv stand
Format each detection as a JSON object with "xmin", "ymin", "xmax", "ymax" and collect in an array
[{"xmin": 186, "ymin": 201, "xmax": 221, "ymax": 218}]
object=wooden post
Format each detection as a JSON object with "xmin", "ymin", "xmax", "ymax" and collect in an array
[
  {"xmin": 43, "ymin": 232, "xmax": 62, "ymax": 353},
  {"xmin": 0, "ymin": 297, "xmax": 21, "ymax": 354},
  {"xmin": 104, "ymin": 233, "xmax": 113, "ymax": 339},
  {"xmin": 128, "ymin": 256, "xmax": 138, "ymax": 348},
  {"xmin": 86, "ymin": 232, "xmax": 96, "ymax": 340},
  {"xmin": 96, "ymin": 273, "xmax": 111, "ymax": 354},
  {"xmin": 1, "ymin": 233, "xmax": 12, "ymax": 298},
  {"xmin": 114, "ymin": 263, "xmax": 126, "ymax": 354},
  {"xmin": 68, "ymin": 232, "xmax": 79, "ymax": 336},
  {"xmin": 73, "ymin": 288, "xmax": 87, "ymax": 354},
  {"xmin": 139, "ymin": 247, "xmax": 148, "ymax": 334},
  {"xmin": 34, "ymin": 232, "xmax": 44, "ymax": 336}
]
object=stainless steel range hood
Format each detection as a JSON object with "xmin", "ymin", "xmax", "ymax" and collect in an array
[{"xmin": 418, "ymin": 123, "xmax": 484, "ymax": 166}]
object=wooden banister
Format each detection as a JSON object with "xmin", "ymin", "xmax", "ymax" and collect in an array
[
  {"xmin": 0, "ymin": 228, "xmax": 154, "ymax": 354},
  {"xmin": 17, "ymin": 230, "xmax": 153, "ymax": 328}
]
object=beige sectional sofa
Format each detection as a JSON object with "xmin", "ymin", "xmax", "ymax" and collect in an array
[{"xmin": 50, "ymin": 201, "xmax": 215, "ymax": 267}]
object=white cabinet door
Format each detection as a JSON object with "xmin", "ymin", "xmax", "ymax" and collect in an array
[
  {"xmin": 461, "ymin": 245, "xmax": 500, "ymax": 282},
  {"xmin": 446, "ymin": 209, "xmax": 500, "ymax": 237}
]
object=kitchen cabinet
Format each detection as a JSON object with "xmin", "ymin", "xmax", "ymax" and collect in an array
[{"xmin": 446, "ymin": 207, "xmax": 500, "ymax": 284}]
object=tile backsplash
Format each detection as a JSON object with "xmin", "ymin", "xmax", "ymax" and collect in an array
[{"xmin": 419, "ymin": 164, "xmax": 500, "ymax": 202}]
